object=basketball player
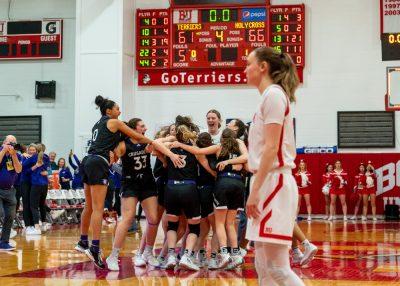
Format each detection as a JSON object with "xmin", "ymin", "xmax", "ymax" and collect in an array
[
  {"xmin": 75, "ymin": 96, "xmax": 183, "ymax": 269},
  {"xmin": 245, "ymin": 47, "xmax": 305, "ymax": 285}
]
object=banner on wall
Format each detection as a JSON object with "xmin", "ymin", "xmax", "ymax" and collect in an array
[
  {"xmin": 295, "ymin": 153, "xmax": 400, "ymax": 215},
  {"xmin": 380, "ymin": 0, "xmax": 400, "ymax": 33},
  {"xmin": 296, "ymin": 146, "xmax": 337, "ymax": 154}
]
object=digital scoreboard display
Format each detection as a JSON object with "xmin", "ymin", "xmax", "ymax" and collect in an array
[
  {"xmin": 269, "ymin": 5, "xmax": 305, "ymax": 67},
  {"xmin": 0, "ymin": 20, "xmax": 62, "ymax": 60},
  {"xmin": 171, "ymin": 7, "xmax": 266, "ymax": 68},
  {"xmin": 382, "ymin": 33, "xmax": 400, "ymax": 61},
  {"xmin": 136, "ymin": 9, "xmax": 170, "ymax": 69}
]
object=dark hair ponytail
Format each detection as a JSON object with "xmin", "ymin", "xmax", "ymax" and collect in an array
[{"xmin": 95, "ymin": 95, "xmax": 116, "ymax": 116}]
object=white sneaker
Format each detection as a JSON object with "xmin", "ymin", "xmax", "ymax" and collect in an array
[
  {"xmin": 143, "ymin": 251, "xmax": 160, "ymax": 267},
  {"xmin": 208, "ymin": 257, "xmax": 219, "ymax": 270},
  {"xmin": 361, "ymin": 216, "xmax": 367, "ymax": 221},
  {"xmin": 165, "ymin": 254, "xmax": 177, "ymax": 270},
  {"xmin": 327, "ymin": 216, "xmax": 335, "ymax": 221},
  {"xmin": 10, "ymin": 229, "xmax": 17, "ymax": 239},
  {"xmin": 239, "ymin": 248, "xmax": 247, "ymax": 258},
  {"xmin": 218, "ymin": 252, "xmax": 231, "ymax": 269},
  {"xmin": 307, "ymin": 216, "xmax": 312, "ymax": 222},
  {"xmin": 350, "ymin": 215, "xmax": 357, "ymax": 220},
  {"xmin": 134, "ymin": 252, "xmax": 146, "ymax": 267},
  {"xmin": 197, "ymin": 251, "xmax": 208, "ymax": 268},
  {"xmin": 26, "ymin": 227, "xmax": 41, "ymax": 235},
  {"xmin": 300, "ymin": 243, "xmax": 318, "ymax": 266},
  {"xmin": 322, "ymin": 215, "xmax": 329, "ymax": 220},
  {"xmin": 292, "ymin": 249, "xmax": 304, "ymax": 265},
  {"xmin": 225, "ymin": 255, "xmax": 244, "ymax": 270},
  {"xmin": 157, "ymin": 256, "xmax": 167, "ymax": 269},
  {"xmin": 106, "ymin": 255, "xmax": 119, "ymax": 271},
  {"xmin": 343, "ymin": 216, "xmax": 348, "ymax": 221},
  {"xmin": 179, "ymin": 254, "xmax": 200, "ymax": 271},
  {"xmin": 372, "ymin": 217, "xmax": 378, "ymax": 222}
]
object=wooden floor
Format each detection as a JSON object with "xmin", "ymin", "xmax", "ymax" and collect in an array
[{"xmin": 1, "ymin": 220, "xmax": 400, "ymax": 285}]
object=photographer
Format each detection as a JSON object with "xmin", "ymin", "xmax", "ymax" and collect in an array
[{"xmin": 0, "ymin": 135, "xmax": 22, "ymax": 251}]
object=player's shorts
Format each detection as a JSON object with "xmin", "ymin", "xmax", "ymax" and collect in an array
[
  {"xmin": 120, "ymin": 177, "xmax": 157, "ymax": 202},
  {"xmin": 198, "ymin": 185, "xmax": 214, "ymax": 218},
  {"xmin": 156, "ymin": 177, "xmax": 167, "ymax": 207},
  {"xmin": 246, "ymin": 168, "xmax": 298, "ymax": 246},
  {"xmin": 165, "ymin": 180, "xmax": 200, "ymax": 219},
  {"xmin": 214, "ymin": 174, "xmax": 245, "ymax": 211},
  {"xmin": 80, "ymin": 155, "xmax": 109, "ymax": 186}
]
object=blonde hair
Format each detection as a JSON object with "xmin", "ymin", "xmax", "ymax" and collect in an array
[
  {"xmin": 176, "ymin": 125, "xmax": 197, "ymax": 143},
  {"xmin": 253, "ymin": 47, "xmax": 299, "ymax": 102}
]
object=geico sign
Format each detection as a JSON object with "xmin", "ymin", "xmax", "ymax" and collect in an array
[
  {"xmin": 376, "ymin": 161, "xmax": 400, "ymax": 195},
  {"xmin": 304, "ymin": 147, "xmax": 335, "ymax": 154}
]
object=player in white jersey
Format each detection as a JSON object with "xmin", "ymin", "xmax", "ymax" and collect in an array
[{"xmin": 245, "ymin": 47, "xmax": 305, "ymax": 286}]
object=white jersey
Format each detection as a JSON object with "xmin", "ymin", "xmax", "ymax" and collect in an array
[
  {"xmin": 201, "ymin": 128, "xmax": 223, "ymax": 144},
  {"xmin": 248, "ymin": 84, "xmax": 296, "ymax": 173}
]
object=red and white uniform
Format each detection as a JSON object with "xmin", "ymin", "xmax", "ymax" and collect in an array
[
  {"xmin": 246, "ymin": 84, "xmax": 297, "ymax": 246},
  {"xmin": 294, "ymin": 171, "xmax": 312, "ymax": 195},
  {"xmin": 330, "ymin": 170, "xmax": 348, "ymax": 195},
  {"xmin": 364, "ymin": 171, "xmax": 376, "ymax": 195},
  {"xmin": 353, "ymin": 173, "xmax": 366, "ymax": 194},
  {"xmin": 321, "ymin": 172, "xmax": 332, "ymax": 195}
]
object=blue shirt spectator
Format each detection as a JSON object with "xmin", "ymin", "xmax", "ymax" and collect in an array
[
  {"xmin": 31, "ymin": 154, "xmax": 50, "ymax": 186},
  {"xmin": 0, "ymin": 145, "xmax": 22, "ymax": 189}
]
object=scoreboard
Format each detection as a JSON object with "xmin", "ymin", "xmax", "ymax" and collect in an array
[
  {"xmin": 136, "ymin": 3, "xmax": 305, "ymax": 85},
  {"xmin": 136, "ymin": 9, "xmax": 169, "ymax": 69},
  {"xmin": 171, "ymin": 7, "xmax": 266, "ymax": 69},
  {"xmin": 0, "ymin": 19, "xmax": 62, "ymax": 60}
]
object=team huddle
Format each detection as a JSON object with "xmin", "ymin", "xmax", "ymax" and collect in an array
[{"xmin": 75, "ymin": 47, "xmax": 308, "ymax": 286}]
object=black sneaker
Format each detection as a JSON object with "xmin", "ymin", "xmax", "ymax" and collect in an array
[
  {"xmin": 85, "ymin": 247, "xmax": 105, "ymax": 269},
  {"xmin": 75, "ymin": 241, "xmax": 89, "ymax": 253}
]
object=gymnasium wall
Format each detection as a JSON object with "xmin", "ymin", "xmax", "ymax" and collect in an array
[
  {"xmin": 134, "ymin": 0, "xmax": 400, "ymax": 152},
  {"xmin": 0, "ymin": 0, "xmax": 75, "ymax": 157}
]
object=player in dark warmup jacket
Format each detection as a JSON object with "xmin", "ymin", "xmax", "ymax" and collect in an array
[
  {"xmin": 75, "ymin": 96, "xmax": 184, "ymax": 269},
  {"xmin": 172, "ymin": 128, "xmax": 248, "ymax": 270}
]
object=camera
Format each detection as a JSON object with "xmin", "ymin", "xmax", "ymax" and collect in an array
[{"xmin": 7, "ymin": 142, "xmax": 22, "ymax": 151}]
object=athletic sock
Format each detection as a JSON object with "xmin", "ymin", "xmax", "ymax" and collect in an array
[
  {"xmin": 110, "ymin": 248, "xmax": 120, "ymax": 258},
  {"xmin": 302, "ymin": 239, "xmax": 310, "ymax": 246},
  {"xmin": 90, "ymin": 240, "xmax": 100, "ymax": 253}
]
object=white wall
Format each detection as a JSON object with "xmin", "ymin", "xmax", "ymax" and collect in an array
[
  {"xmin": 134, "ymin": 0, "xmax": 400, "ymax": 152},
  {"xmin": 0, "ymin": 0, "xmax": 75, "ymax": 158}
]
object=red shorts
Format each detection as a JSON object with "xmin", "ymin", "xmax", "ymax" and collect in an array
[
  {"xmin": 298, "ymin": 186, "xmax": 310, "ymax": 195},
  {"xmin": 330, "ymin": 188, "xmax": 346, "ymax": 196},
  {"xmin": 362, "ymin": 187, "xmax": 376, "ymax": 195}
]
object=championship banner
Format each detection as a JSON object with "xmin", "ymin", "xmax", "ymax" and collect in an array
[
  {"xmin": 295, "ymin": 153, "xmax": 400, "ymax": 215},
  {"xmin": 381, "ymin": 0, "xmax": 400, "ymax": 33}
]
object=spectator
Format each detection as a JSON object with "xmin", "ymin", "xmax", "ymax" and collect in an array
[
  {"xmin": 21, "ymin": 144, "xmax": 38, "ymax": 233},
  {"xmin": 68, "ymin": 150, "xmax": 83, "ymax": 189},
  {"xmin": 0, "ymin": 135, "xmax": 22, "ymax": 251},
  {"xmin": 29, "ymin": 144, "xmax": 50, "ymax": 235},
  {"xmin": 58, "ymin": 158, "xmax": 72, "ymax": 190},
  {"xmin": 49, "ymin": 151, "xmax": 58, "ymax": 171}
]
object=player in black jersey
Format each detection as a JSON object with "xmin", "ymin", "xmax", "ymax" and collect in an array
[
  {"xmin": 105, "ymin": 118, "xmax": 176, "ymax": 271},
  {"xmin": 75, "ymin": 96, "xmax": 184, "ymax": 269},
  {"xmin": 163, "ymin": 124, "xmax": 202, "ymax": 271},
  {"xmin": 191, "ymin": 132, "xmax": 219, "ymax": 269},
  {"xmin": 172, "ymin": 128, "xmax": 248, "ymax": 270}
]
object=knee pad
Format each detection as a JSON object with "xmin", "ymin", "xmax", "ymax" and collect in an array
[
  {"xmin": 167, "ymin": 221, "xmax": 179, "ymax": 232},
  {"xmin": 188, "ymin": 223, "xmax": 200, "ymax": 236}
]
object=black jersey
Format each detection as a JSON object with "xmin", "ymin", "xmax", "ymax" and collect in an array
[
  {"xmin": 88, "ymin": 116, "xmax": 121, "ymax": 161},
  {"xmin": 121, "ymin": 139, "xmax": 153, "ymax": 181},
  {"xmin": 217, "ymin": 149, "xmax": 242, "ymax": 176},
  {"xmin": 197, "ymin": 154, "xmax": 216, "ymax": 186},
  {"xmin": 153, "ymin": 158, "xmax": 167, "ymax": 179},
  {"xmin": 167, "ymin": 146, "xmax": 198, "ymax": 181}
]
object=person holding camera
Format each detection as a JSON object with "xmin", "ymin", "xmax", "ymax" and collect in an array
[{"xmin": 0, "ymin": 135, "xmax": 22, "ymax": 251}]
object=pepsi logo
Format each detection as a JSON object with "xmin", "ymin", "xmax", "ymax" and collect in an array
[{"xmin": 243, "ymin": 11, "xmax": 250, "ymax": 18}]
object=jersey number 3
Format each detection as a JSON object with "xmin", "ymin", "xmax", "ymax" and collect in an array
[{"xmin": 134, "ymin": 155, "xmax": 147, "ymax": 170}]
